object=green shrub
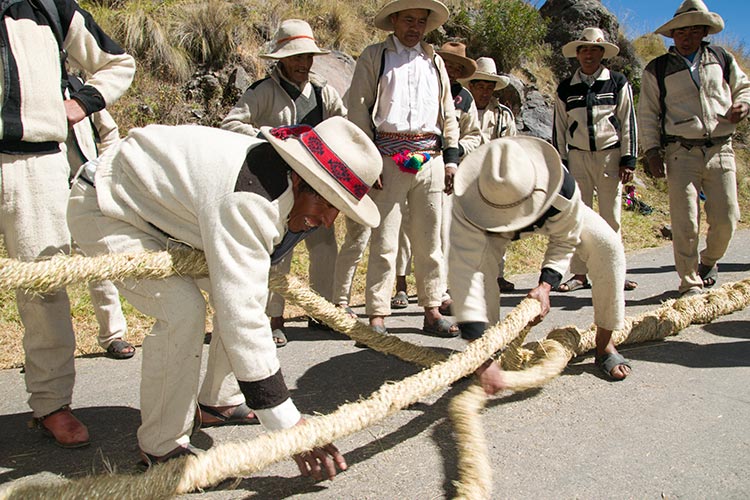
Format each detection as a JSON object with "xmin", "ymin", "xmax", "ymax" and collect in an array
[{"xmin": 463, "ymin": 0, "xmax": 548, "ymax": 72}]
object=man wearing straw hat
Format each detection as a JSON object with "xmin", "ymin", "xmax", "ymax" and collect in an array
[
  {"xmin": 464, "ymin": 57, "xmax": 516, "ymax": 143},
  {"xmin": 638, "ymin": 0, "xmax": 750, "ymax": 298},
  {"xmin": 553, "ymin": 27, "xmax": 639, "ymax": 294},
  {"xmin": 391, "ymin": 41, "xmax": 480, "ymax": 315},
  {"xmin": 463, "ymin": 56, "xmax": 517, "ymax": 293},
  {"xmin": 346, "ymin": 0, "xmax": 460, "ymax": 338},
  {"xmin": 222, "ymin": 19, "xmax": 346, "ymax": 346},
  {"xmin": 449, "ymin": 137, "xmax": 632, "ymax": 390},
  {"xmin": 68, "ymin": 116, "xmax": 382, "ymax": 476}
]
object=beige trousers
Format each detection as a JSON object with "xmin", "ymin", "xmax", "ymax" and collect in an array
[
  {"xmin": 567, "ymin": 149, "xmax": 623, "ymax": 276},
  {"xmin": 69, "ymin": 182, "xmax": 209, "ymax": 456},
  {"xmin": 87, "ymin": 279, "xmax": 128, "ymax": 347},
  {"xmin": 331, "ymin": 216, "xmax": 371, "ymax": 306},
  {"xmin": 1, "ymin": 151, "xmax": 77, "ymax": 418},
  {"xmin": 454, "ymin": 205, "xmax": 624, "ymax": 330},
  {"xmin": 398, "ymin": 192, "xmax": 452, "ymax": 302},
  {"xmin": 266, "ymin": 225, "xmax": 337, "ymax": 317},
  {"xmin": 665, "ymin": 140, "xmax": 739, "ymax": 293},
  {"xmin": 365, "ymin": 155, "xmax": 445, "ymax": 316}
]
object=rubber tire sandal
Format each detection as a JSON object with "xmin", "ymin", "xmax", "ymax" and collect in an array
[
  {"xmin": 595, "ymin": 352, "xmax": 632, "ymax": 381},
  {"xmin": 556, "ymin": 277, "xmax": 590, "ymax": 292},
  {"xmin": 699, "ymin": 263, "xmax": 718, "ymax": 288},
  {"xmin": 196, "ymin": 403, "xmax": 258, "ymax": 429},
  {"xmin": 391, "ymin": 291, "xmax": 409, "ymax": 309},
  {"xmin": 139, "ymin": 444, "xmax": 200, "ymax": 470},
  {"xmin": 355, "ymin": 324, "xmax": 388, "ymax": 348},
  {"xmin": 497, "ymin": 277, "xmax": 515, "ymax": 293},
  {"xmin": 105, "ymin": 339, "xmax": 135, "ymax": 359},
  {"xmin": 337, "ymin": 304, "xmax": 357, "ymax": 319},
  {"xmin": 422, "ymin": 318, "xmax": 459, "ymax": 338},
  {"xmin": 272, "ymin": 328, "xmax": 287, "ymax": 348}
]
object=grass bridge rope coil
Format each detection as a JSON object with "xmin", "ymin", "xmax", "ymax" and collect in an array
[{"xmin": 1, "ymin": 250, "xmax": 748, "ymax": 499}]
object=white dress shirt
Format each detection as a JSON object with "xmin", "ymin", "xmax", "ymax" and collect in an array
[{"xmin": 374, "ymin": 36, "xmax": 441, "ymax": 135}]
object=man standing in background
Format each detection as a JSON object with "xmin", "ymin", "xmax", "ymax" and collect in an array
[
  {"xmin": 0, "ymin": 0, "xmax": 135, "ymax": 447},
  {"xmin": 638, "ymin": 0, "xmax": 750, "ymax": 297}
]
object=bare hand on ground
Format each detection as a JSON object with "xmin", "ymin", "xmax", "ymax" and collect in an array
[
  {"xmin": 475, "ymin": 359, "xmax": 508, "ymax": 395},
  {"xmin": 292, "ymin": 419, "xmax": 347, "ymax": 480}
]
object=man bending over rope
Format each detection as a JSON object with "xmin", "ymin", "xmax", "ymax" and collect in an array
[
  {"xmin": 448, "ymin": 136, "xmax": 631, "ymax": 393},
  {"xmin": 67, "ymin": 117, "xmax": 382, "ymax": 477}
]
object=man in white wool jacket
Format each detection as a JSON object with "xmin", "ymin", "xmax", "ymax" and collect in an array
[
  {"xmin": 67, "ymin": 117, "xmax": 382, "ymax": 477},
  {"xmin": 449, "ymin": 137, "xmax": 632, "ymax": 389}
]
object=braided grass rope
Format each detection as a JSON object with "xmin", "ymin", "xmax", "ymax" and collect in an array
[
  {"xmin": 1, "ymin": 251, "xmax": 749, "ymax": 499},
  {"xmin": 450, "ymin": 383, "xmax": 491, "ymax": 500}
]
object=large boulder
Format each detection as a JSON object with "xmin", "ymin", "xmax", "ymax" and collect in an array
[
  {"xmin": 539, "ymin": 0, "xmax": 642, "ymax": 89},
  {"xmin": 311, "ymin": 50, "xmax": 356, "ymax": 98},
  {"xmin": 518, "ymin": 89, "xmax": 553, "ymax": 140}
]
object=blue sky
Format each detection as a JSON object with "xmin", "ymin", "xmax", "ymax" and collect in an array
[{"xmin": 600, "ymin": 0, "xmax": 749, "ymax": 50}]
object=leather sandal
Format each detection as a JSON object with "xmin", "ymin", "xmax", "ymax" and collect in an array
[
  {"xmin": 33, "ymin": 405, "xmax": 90, "ymax": 448},
  {"xmin": 195, "ymin": 403, "xmax": 258, "ymax": 429},
  {"xmin": 139, "ymin": 444, "xmax": 200, "ymax": 470},
  {"xmin": 105, "ymin": 339, "xmax": 135, "ymax": 359}
]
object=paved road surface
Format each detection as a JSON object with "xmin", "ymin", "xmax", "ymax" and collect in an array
[{"xmin": 1, "ymin": 231, "xmax": 749, "ymax": 499}]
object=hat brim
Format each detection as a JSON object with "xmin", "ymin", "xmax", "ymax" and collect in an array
[
  {"xmin": 454, "ymin": 137, "xmax": 564, "ymax": 233},
  {"xmin": 437, "ymin": 52, "xmax": 478, "ymax": 79},
  {"xmin": 562, "ymin": 41, "xmax": 620, "ymax": 59},
  {"xmin": 655, "ymin": 12, "xmax": 724, "ymax": 37},
  {"xmin": 373, "ymin": 0, "xmax": 449, "ymax": 33},
  {"xmin": 461, "ymin": 71, "xmax": 510, "ymax": 90},
  {"xmin": 260, "ymin": 47, "xmax": 330, "ymax": 60},
  {"xmin": 261, "ymin": 126, "xmax": 381, "ymax": 228}
]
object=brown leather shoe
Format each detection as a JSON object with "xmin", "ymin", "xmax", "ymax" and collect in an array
[{"xmin": 35, "ymin": 406, "xmax": 90, "ymax": 448}]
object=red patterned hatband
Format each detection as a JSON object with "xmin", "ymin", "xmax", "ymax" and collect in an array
[{"xmin": 269, "ymin": 125, "xmax": 370, "ymax": 201}]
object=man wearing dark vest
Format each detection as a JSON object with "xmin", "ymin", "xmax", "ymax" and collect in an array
[
  {"xmin": 0, "ymin": 0, "xmax": 134, "ymax": 448},
  {"xmin": 222, "ymin": 19, "xmax": 346, "ymax": 345},
  {"xmin": 553, "ymin": 27, "xmax": 638, "ymax": 293}
]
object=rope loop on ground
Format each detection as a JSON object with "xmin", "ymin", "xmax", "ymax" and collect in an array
[{"xmin": 1, "ymin": 251, "xmax": 748, "ymax": 499}]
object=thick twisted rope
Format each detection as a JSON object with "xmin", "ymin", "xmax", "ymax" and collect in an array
[
  {"xmin": 450, "ymin": 383, "xmax": 491, "ymax": 500},
  {"xmin": 2, "ymin": 252, "xmax": 749, "ymax": 499}
]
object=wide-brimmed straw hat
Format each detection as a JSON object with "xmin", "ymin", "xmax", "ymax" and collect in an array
[
  {"xmin": 655, "ymin": 0, "xmax": 724, "ymax": 37},
  {"xmin": 454, "ymin": 136, "xmax": 564, "ymax": 233},
  {"xmin": 261, "ymin": 117, "xmax": 382, "ymax": 228},
  {"xmin": 562, "ymin": 27, "xmax": 620, "ymax": 59},
  {"xmin": 461, "ymin": 57, "xmax": 510, "ymax": 90},
  {"xmin": 260, "ymin": 19, "xmax": 330, "ymax": 60},
  {"xmin": 436, "ymin": 42, "xmax": 478, "ymax": 79},
  {"xmin": 373, "ymin": 0, "xmax": 449, "ymax": 34}
]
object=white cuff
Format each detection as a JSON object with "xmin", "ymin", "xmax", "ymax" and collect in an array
[{"xmin": 254, "ymin": 398, "xmax": 302, "ymax": 431}]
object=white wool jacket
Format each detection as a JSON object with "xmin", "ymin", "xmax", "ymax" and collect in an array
[
  {"xmin": 477, "ymin": 97, "xmax": 517, "ymax": 143},
  {"xmin": 94, "ymin": 124, "xmax": 300, "ymax": 417},
  {"xmin": 221, "ymin": 65, "xmax": 345, "ymax": 136},
  {"xmin": 346, "ymin": 34, "xmax": 460, "ymax": 164},
  {"xmin": 450, "ymin": 82, "xmax": 482, "ymax": 159},
  {"xmin": 639, "ymin": 43, "xmax": 750, "ymax": 153},
  {"xmin": 0, "ymin": 0, "xmax": 134, "ymax": 153},
  {"xmin": 553, "ymin": 67, "xmax": 637, "ymax": 168},
  {"xmin": 449, "ymin": 171, "xmax": 583, "ymax": 326}
]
